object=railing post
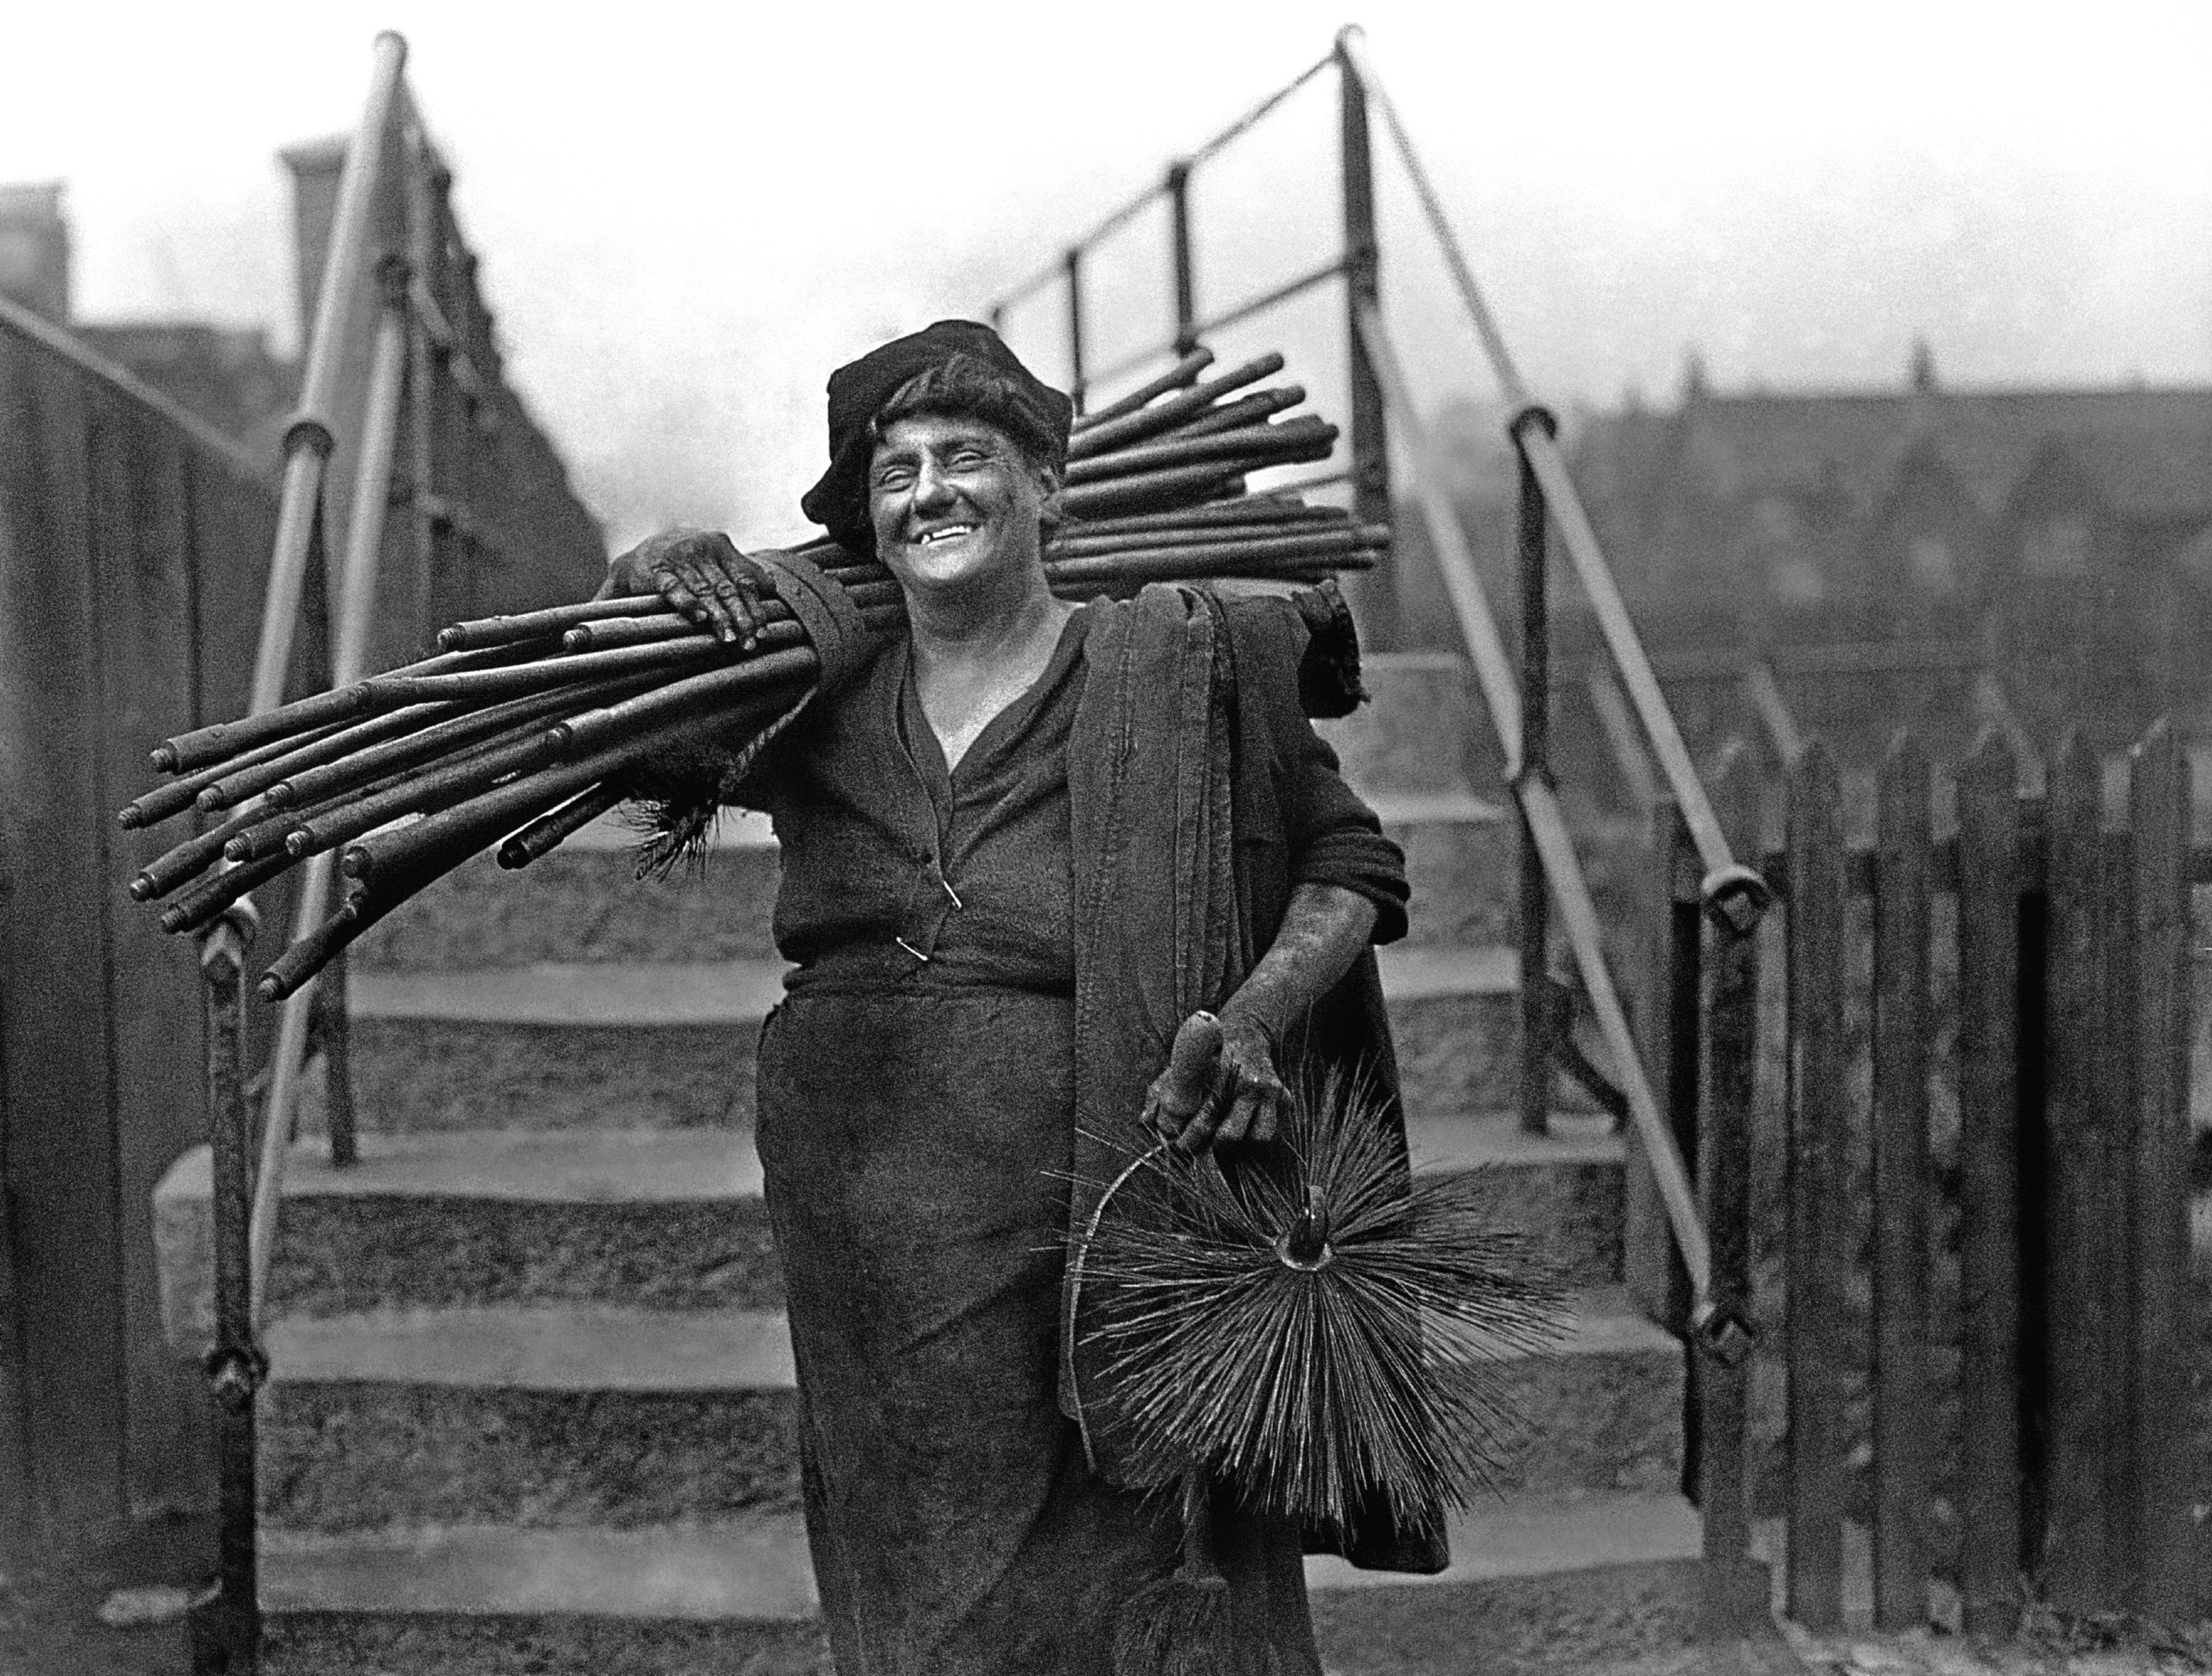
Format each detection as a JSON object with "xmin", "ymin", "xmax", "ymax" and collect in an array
[
  {"xmin": 1698, "ymin": 742, "xmax": 1766, "ymax": 1636},
  {"xmin": 417, "ymin": 154, "xmax": 471, "ymax": 631},
  {"xmin": 1063, "ymin": 248, "xmax": 1088, "ymax": 415},
  {"xmin": 1666, "ymin": 812, "xmax": 1703, "ymax": 1301},
  {"xmin": 1513, "ymin": 409, "xmax": 1557, "ymax": 1137},
  {"xmin": 1626, "ymin": 790, "xmax": 1694, "ymax": 1332},
  {"xmin": 189, "ymin": 901, "xmax": 265, "ymax": 1676},
  {"xmin": 1335, "ymin": 43, "xmax": 1391, "ymax": 574},
  {"xmin": 1165, "ymin": 161, "xmax": 1196, "ymax": 355}
]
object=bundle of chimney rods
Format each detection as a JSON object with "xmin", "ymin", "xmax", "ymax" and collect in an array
[{"xmin": 121, "ymin": 346, "xmax": 1389, "ymax": 1000}]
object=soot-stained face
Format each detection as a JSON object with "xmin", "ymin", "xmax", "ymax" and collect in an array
[{"xmin": 867, "ymin": 413, "xmax": 1055, "ymax": 600}]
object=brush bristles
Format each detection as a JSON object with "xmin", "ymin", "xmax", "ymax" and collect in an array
[{"xmin": 1073, "ymin": 1062, "xmax": 1570, "ymax": 1532}]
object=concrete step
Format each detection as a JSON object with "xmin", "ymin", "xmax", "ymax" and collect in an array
[
  {"xmin": 259, "ymin": 1306, "xmax": 803, "ymax": 1531},
  {"xmin": 154, "ymin": 1113, "xmax": 1625, "ymax": 1338},
  {"xmin": 349, "ymin": 794, "xmax": 1518, "ymax": 971},
  {"xmin": 343, "ymin": 944, "xmax": 1523, "ymax": 1134},
  {"xmin": 347, "ymin": 961, "xmax": 785, "ymax": 1131},
  {"xmin": 1319, "ymin": 651, "xmax": 1504, "ymax": 798},
  {"xmin": 1383, "ymin": 788, "xmax": 1514, "ymax": 947},
  {"xmin": 253, "ymin": 1288, "xmax": 1679, "ymax": 1532},
  {"xmin": 351, "ymin": 810, "xmax": 787, "ymax": 972},
  {"xmin": 259, "ymin": 1517, "xmax": 824, "ymax": 1675},
  {"xmin": 153, "ymin": 1132, "xmax": 781, "ymax": 1341},
  {"xmin": 255, "ymin": 1493, "xmax": 1708, "ymax": 1675}
]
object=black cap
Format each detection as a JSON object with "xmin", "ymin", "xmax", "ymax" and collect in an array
[{"xmin": 799, "ymin": 319, "xmax": 1073, "ymax": 551}]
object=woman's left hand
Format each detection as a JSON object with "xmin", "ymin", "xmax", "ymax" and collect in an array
[{"xmin": 1143, "ymin": 1009, "xmax": 1287, "ymax": 1155}]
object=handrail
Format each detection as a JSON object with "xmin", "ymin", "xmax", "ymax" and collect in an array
[
  {"xmin": 239, "ymin": 36, "xmax": 416, "ymax": 1329},
  {"xmin": 183, "ymin": 34, "xmax": 618, "ymax": 1670},
  {"xmin": 1331, "ymin": 28, "xmax": 1528, "ymax": 408},
  {"xmin": 1186, "ymin": 257, "xmax": 1349, "ymax": 355},
  {"xmin": 1075, "ymin": 255, "xmax": 1351, "ymax": 395},
  {"xmin": 192, "ymin": 40, "xmax": 420, "ymax": 1670},
  {"xmin": 246, "ymin": 258, "xmax": 414, "ymax": 1310},
  {"xmin": 979, "ymin": 16, "xmax": 1742, "ymax": 1329},
  {"xmin": 1352, "ymin": 297, "xmax": 1715, "ymax": 1312},
  {"xmin": 987, "ymin": 47, "xmax": 1360, "ymax": 426},
  {"xmin": 991, "ymin": 48, "xmax": 1336, "ymax": 313},
  {"xmin": 250, "ymin": 29, "xmax": 407, "ymax": 719},
  {"xmin": 1333, "ymin": 26, "xmax": 1769, "ymax": 936}
]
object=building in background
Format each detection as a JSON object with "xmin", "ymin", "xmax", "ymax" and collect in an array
[
  {"xmin": 1392, "ymin": 349, "xmax": 2212, "ymax": 771},
  {"xmin": 1571, "ymin": 348, "xmax": 2212, "ymax": 750}
]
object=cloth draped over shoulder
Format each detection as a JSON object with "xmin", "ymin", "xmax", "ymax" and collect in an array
[{"xmin": 1062, "ymin": 582, "xmax": 1448, "ymax": 1576}]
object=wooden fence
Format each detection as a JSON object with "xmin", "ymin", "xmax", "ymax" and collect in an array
[
  {"xmin": 1639, "ymin": 720, "xmax": 2208, "ymax": 1632},
  {"xmin": 0, "ymin": 182, "xmax": 608, "ymax": 1540},
  {"xmin": 0, "ymin": 300, "xmax": 289, "ymax": 1543}
]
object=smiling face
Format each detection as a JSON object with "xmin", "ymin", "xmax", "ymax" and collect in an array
[{"xmin": 867, "ymin": 413, "xmax": 1055, "ymax": 602}]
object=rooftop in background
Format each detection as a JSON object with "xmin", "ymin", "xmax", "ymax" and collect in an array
[{"xmin": 1577, "ymin": 361, "xmax": 2212, "ymax": 531}]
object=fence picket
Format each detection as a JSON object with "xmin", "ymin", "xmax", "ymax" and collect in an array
[
  {"xmin": 2098, "ymin": 818, "xmax": 2139, "ymax": 1588},
  {"xmin": 2041, "ymin": 729, "xmax": 2113, "ymax": 1609},
  {"xmin": 1785, "ymin": 743, "xmax": 1848, "ymax": 1629},
  {"xmin": 2124, "ymin": 721, "xmax": 2198, "ymax": 1619},
  {"xmin": 1872, "ymin": 732, "xmax": 1933, "ymax": 1628},
  {"xmin": 1954, "ymin": 729, "xmax": 2023, "ymax": 1633}
]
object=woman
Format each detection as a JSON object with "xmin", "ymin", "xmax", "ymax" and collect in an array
[{"xmin": 608, "ymin": 320, "xmax": 1428, "ymax": 1674}]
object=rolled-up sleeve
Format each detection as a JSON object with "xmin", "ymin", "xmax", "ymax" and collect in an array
[{"xmin": 1278, "ymin": 718, "xmax": 1410, "ymax": 945}]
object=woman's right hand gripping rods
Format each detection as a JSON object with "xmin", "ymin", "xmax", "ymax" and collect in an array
[{"xmin": 602, "ymin": 527, "xmax": 773, "ymax": 649}]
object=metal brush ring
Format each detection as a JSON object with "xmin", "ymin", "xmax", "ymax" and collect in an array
[
  {"xmin": 1273, "ymin": 1228, "xmax": 1335, "ymax": 1272},
  {"xmin": 1275, "ymin": 1183, "xmax": 1334, "ymax": 1270}
]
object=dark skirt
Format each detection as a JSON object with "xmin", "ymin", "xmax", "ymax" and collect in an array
[{"xmin": 756, "ymin": 988, "xmax": 1321, "ymax": 1676}]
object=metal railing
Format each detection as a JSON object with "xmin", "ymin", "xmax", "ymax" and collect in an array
[
  {"xmin": 995, "ymin": 21, "xmax": 1761, "ymax": 1323},
  {"xmin": 1332, "ymin": 29, "xmax": 1773, "ymax": 1625},
  {"xmin": 186, "ymin": 33, "xmax": 606, "ymax": 1670},
  {"xmin": 192, "ymin": 36, "xmax": 414, "ymax": 1671},
  {"xmin": 990, "ymin": 24, "xmax": 1778, "ymax": 1633},
  {"xmin": 986, "ymin": 38, "xmax": 1390, "ymax": 536},
  {"xmin": 1331, "ymin": 29, "xmax": 1769, "ymax": 928}
]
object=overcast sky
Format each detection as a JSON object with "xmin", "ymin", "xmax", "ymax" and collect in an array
[{"xmin": 7, "ymin": 1, "xmax": 2208, "ymax": 551}]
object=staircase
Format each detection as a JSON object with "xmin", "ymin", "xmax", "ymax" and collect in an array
[{"xmin": 154, "ymin": 650, "xmax": 1709, "ymax": 1675}]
